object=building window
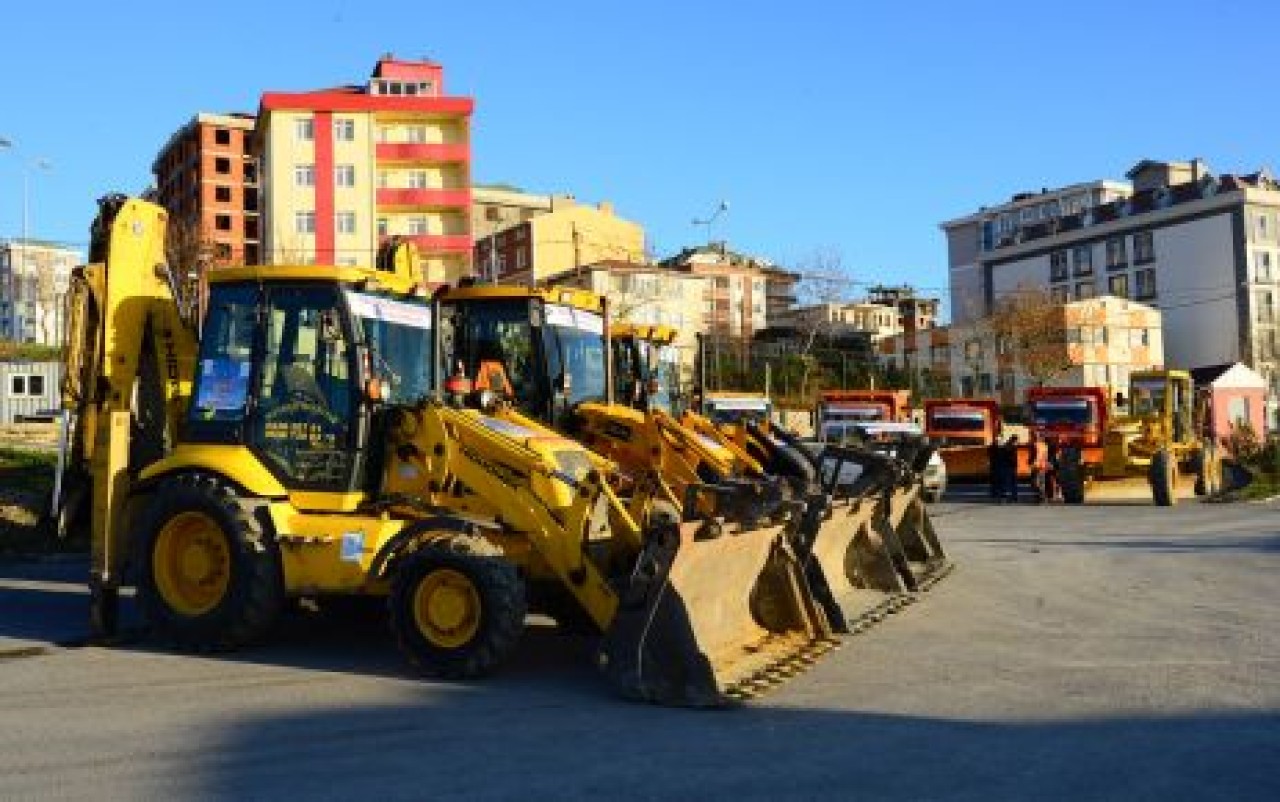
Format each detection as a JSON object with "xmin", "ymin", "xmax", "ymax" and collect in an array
[
  {"xmin": 214, "ymin": 157, "xmax": 231, "ymax": 175},
  {"xmin": 1051, "ymin": 285, "xmax": 1070, "ymax": 304},
  {"xmin": 1105, "ymin": 237, "xmax": 1127, "ymax": 270},
  {"xmin": 295, "ymin": 212, "xmax": 316, "ymax": 234},
  {"xmin": 407, "ymin": 170, "xmax": 429, "ymax": 189},
  {"xmin": 1072, "ymin": 245, "xmax": 1093, "ymax": 276},
  {"xmin": 214, "ymin": 128, "xmax": 231, "ymax": 146},
  {"xmin": 1107, "ymin": 273, "xmax": 1128, "ymax": 299},
  {"xmin": 1256, "ymin": 251, "xmax": 1273, "ymax": 282},
  {"xmin": 978, "ymin": 373, "xmax": 993, "ymax": 394},
  {"xmin": 516, "ymin": 249, "xmax": 529, "ymax": 271},
  {"xmin": 335, "ymin": 211, "xmax": 356, "ymax": 235},
  {"xmin": 214, "ymin": 185, "xmax": 232, "ymax": 203},
  {"xmin": 215, "ymin": 214, "xmax": 232, "ymax": 232},
  {"xmin": 333, "ymin": 118, "xmax": 355, "ymax": 141},
  {"xmin": 335, "ymin": 164, "xmax": 355, "ymax": 187},
  {"xmin": 1133, "ymin": 230, "xmax": 1155, "ymax": 263},
  {"xmin": 1135, "ymin": 268, "xmax": 1157, "ymax": 300},
  {"xmin": 484, "ymin": 206, "xmax": 501, "ymax": 222},
  {"xmin": 406, "ymin": 126, "xmax": 427, "ymax": 144},
  {"xmin": 1257, "ymin": 291, "xmax": 1275, "ymax": 323},
  {"xmin": 376, "ymin": 217, "xmax": 389, "ymax": 236},
  {"xmin": 1259, "ymin": 213, "xmax": 1270, "ymax": 240},
  {"xmin": 1131, "ymin": 328, "xmax": 1151, "ymax": 347},
  {"xmin": 295, "ymin": 118, "xmax": 314, "ymax": 141},
  {"xmin": 407, "ymin": 217, "xmax": 429, "ymax": 234},
  {"xmin": 294, "ymin": 164, "xmax": 315, "ymax": 187},
  {"xmin": 10, "ymin": 375, "xmax": 24, "ymax": 395},
  {"xmin": 1075, "ymin": 281, "xmax": 1095, "ymax": 300},
  {"xmin": 28, "ymin": 374, "xmax": 44, "ymax": 396},
  {"xmin": 1050, "ymin": 250, "xmax": 1069, "ymax": 282}
]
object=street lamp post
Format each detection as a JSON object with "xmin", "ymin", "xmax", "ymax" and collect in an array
[
  {"xmin": 0, "ymin": 136, "xmax": 53, "ymax": 342},
  {"xmin": 692, "ymin": 200, "xmax": 730, "ymax": 245}
]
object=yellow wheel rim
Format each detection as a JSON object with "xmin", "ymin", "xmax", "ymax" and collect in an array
[
  {"xmin": 153, "ymin": 511, "xmax": 232, "ymax": 617},
  {"xmin": 412, "ymin": 567, "xmax": 481, "ymax": 649}
]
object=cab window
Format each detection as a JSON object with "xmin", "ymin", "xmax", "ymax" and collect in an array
[{"xmin": 252, "ymin": 286, "xmax": 356, "ymax": 488}]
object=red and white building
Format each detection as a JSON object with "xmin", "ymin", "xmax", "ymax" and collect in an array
[{"xmin": 257, "ymin": 56, "xmax": 474, "ymax": 282}]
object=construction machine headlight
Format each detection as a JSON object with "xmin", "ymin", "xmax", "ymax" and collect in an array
[{"xmin": 553, "ymin": 449, "xmax": 594, "ymax": 482}]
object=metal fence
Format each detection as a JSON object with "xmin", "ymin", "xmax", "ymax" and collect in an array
[{"xmin": 0, "ymin": 361, "xmax": 61, "ymax": 424}]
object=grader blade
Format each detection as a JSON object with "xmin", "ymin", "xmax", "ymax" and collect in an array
[{"xmin": 599, "ymin": 498, "xmax": 834, "ymax": 707}]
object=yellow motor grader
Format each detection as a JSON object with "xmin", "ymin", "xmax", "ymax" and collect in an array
[
  {"xmin": 1057, "ymin": 369, "xmax": 1221, "ymax": 505},
  {"xmin": 52, "ymin": 196, "xmax": 833, "ymax": 707}
]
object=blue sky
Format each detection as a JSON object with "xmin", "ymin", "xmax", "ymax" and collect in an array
[{"xmin": 1, "ymin": 0, "xmax": 1277, "ymax": 306}]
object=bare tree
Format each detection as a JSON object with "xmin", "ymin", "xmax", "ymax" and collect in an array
[
  {"xmin": 165, "ymin": 216, "xmax": 215, "ymax": 326},
  {"xmin": 987, "ymin": 285, "xmax": 1073, "ymax": 388},
  {"xmin": 788, "ymin": 247, "xmax": 854, "ymax": 400}
]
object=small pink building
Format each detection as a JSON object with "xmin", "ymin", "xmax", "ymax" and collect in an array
[{"xmin": 1190, "ymin": 363, "xmax": 1268, "ymax": 444}]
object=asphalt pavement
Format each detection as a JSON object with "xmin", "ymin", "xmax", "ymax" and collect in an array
[{"xmin": 1, "ymin": 495, "xmax": 1277, "ymax": 801}]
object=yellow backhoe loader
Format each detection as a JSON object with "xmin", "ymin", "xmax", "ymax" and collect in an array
[
  {"xmin": 1057, "ymin": 369, "xmax": 1221, "ymax": 505},
  {"xmin": 620, "ymin": 324, "xmax": 952, "ymax": 631},
  {"xmin": 53, "ymin": 195, "xmax": 832, "ymax": 707}
]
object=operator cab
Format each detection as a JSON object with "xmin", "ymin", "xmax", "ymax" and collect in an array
[
  {"xmin": 187, "ymin": 279, "xmax": 433, "ymax": 493},
  {"xmin": 1127, "ymin": 372, "xmax": 1195, "ymax": 445},
  {"xmin": 613, "ymin": 334, "xmax": 680, "ymax": 413},
  {"xmin": 437, "ymin": 293, "xmax": 607, "ymax": 430}
]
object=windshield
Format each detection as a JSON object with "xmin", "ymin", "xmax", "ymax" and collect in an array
[
  {"xmin": 824, "ymin": 404, "xmax": 886, "ymax": 422},
  {"xmin": 821, "ymin": 422, "xmax": 865, "ymax": 444},
  {"xmin": 704, "ymin": 398, "xmax": 771, "ymax": 426},
  {"xmin": 345, "ymin": 290, "xmax": 433, "ymax": 405},
  {"xmin": 542, "ymin": 303, "xmax": 606, "ymax": 408},
  {"xmin": 652, "ymin": 345, "xmax": 679, "ymax": 413},
  {"xmin": 1130, "ymin": 377, "xmax": 1167, "ymax": 417},
  {"xmin": 929, "ymin": 410, "xmax": 988, "ymax": 433},
  {"xmin": 1031, "ymin": 398, "xmax": 1094, "ymax": 427}
]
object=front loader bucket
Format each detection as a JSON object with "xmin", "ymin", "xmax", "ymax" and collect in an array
[
  {"xmin": 599, "ymin": 506, "xmax": 835, "ymax": 707},
  {"xmin": 792, "ymin": 446, "xmax": 918, "ymax": 631},
  {"xmin": 885, "ymin": 440, "xmax": 957, "ymax": 590}
]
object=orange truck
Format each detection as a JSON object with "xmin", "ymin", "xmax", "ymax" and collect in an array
[
  {"xmin": 1025, "ymin": 385, "xmax": 1110, "ymax": 467},
  {"xmin": 814, "ymin": 390, "xmax": 911, "ymax": 435},
  {"xmin": 923, "ymin": 398, "xmax": 1002, "ymax": 480}
]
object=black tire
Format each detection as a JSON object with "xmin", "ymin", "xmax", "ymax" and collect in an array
[
  {"xmin": 1150, "ymin": 449, "xmax": 1176, "ymax": 507},
  {"xmin": 1195, "ymin": 449, "xmax": 1220, "ymax": 497},
  {"xmin": 389, "ymin": 533, "xmax": 526, "ymax": 680},
  {"xmin": 1058, "ymin": 447, "xmax": 1086, "ymax": 504},
  {"xmin": 135, "ymin": 473, "xmax": 285, "ymax": 651}
]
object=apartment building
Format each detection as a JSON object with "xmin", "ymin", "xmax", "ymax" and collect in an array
[
  {"xmin": 0, "ymin": 239, "xmax": 78, "ymax": 345},
  {"xmin": 473, "ymin": 197, "xmax": 644, "ymax": 283},
  {"xmin": 879, "ymin": 295, "xmax": 1163, "ymax": 404},
  {"xmin": 768, "ymin": 300, "xmax": 901, "ymax": 340},
  {"xmin": 151, "ymin": 112, "xmax": 261, "ymax": 264},
  {"xmin": 538, "ymin": 259, "xmax": 708, "ymax": 353},
  {"xmin": 659, "ymin": 244, "xmax": 799, "ymax": 339},
  {"xmin": 471, "ymin": 185, "xmax": 554, "ymax": 240},
  {"xmin": 941, "ymin": 159, "xmax": 1280, "ymax": 409},
  {"xmin": 257, "ymin": 56, "xmax": 474, "ymax": 283}
]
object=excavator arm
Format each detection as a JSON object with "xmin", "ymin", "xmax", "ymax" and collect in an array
[{"xmin": 57, "ymin": 195, "xmax": 198, "ymax": 636}]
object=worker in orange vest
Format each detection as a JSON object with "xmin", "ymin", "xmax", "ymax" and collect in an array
[{"xmin": 1029, "ymin": 432, "xmax": 1050, "ymax": 503}]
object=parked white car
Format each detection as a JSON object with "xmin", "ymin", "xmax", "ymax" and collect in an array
[{"xmin": 804, "ymin": 420, "xmax": 948, "ymax": 503}]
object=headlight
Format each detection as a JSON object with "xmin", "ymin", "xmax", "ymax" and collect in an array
[{"xmin": 553, "ymin": 449, "xmax": 594, "ymax": 482}]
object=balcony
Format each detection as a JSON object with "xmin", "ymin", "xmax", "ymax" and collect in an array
[
  {"xmin": 377, "ymin": 188, "xmax": 470, "ymax": 208},
  {"xmin": 376, "ymin": 142, "xmax": 469, "ymax": 163},
  {"xmin": 398, "ymin": 234, "xmax": 472, "ymax": 253}
]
